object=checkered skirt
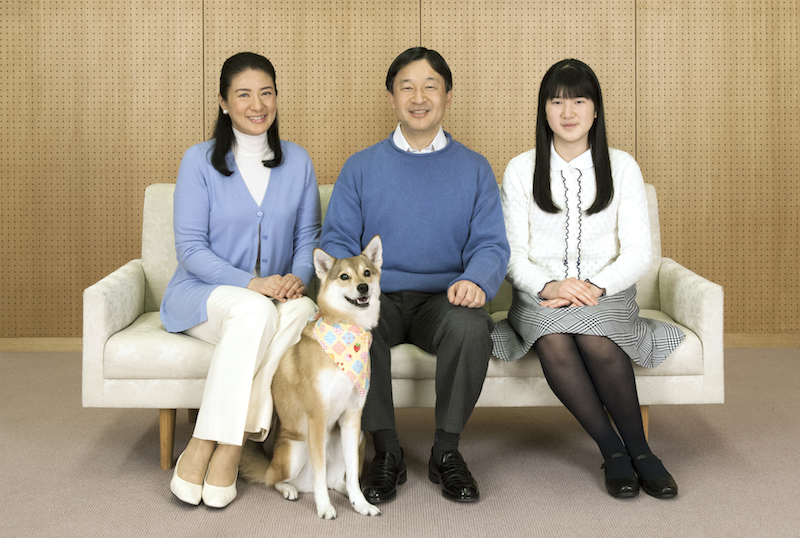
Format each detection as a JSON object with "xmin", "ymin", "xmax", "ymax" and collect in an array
[{"xmin": 491, "ymin": 285, "xmax": 684, "ymax": 368}]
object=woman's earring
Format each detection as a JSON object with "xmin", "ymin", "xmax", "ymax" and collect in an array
[{"xmin": 223, "ymin": 110, "xmax": 228, "ymax": 115}]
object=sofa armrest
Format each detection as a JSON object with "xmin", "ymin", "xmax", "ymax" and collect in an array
[
  {"xmin": 82, "ymin": 259, "xmax": 146, "ymax": 406},
  {"xmin": 658, "ymin": 257, "xmax": 725, "ymax": 403}
]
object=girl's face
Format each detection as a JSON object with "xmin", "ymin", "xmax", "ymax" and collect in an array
[
  {"xmin": 545, "ymin": 95, "xmax": 597, "ymax": 158},
  {"xmin": 218, "ymin": 68, "xmax": 277, "ymax": 137}
]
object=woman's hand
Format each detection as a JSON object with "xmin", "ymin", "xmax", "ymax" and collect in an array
[
  {"xmin": 539, "ymin": 278, "xmax": 604, "ymax": 308},
  {"xmin": 247, "ymin": 274, "xmax": 307, "ymax": 302}
]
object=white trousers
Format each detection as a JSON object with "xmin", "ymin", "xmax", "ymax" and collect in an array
[{"xmin": 185, "ymin": 286, "xmax": 316, "ymax": 446}]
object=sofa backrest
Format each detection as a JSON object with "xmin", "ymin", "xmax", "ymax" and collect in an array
[
  {"xmin": 142, "ymin": 183, "xmax": 177, "ymax": 313},
  {"xmin": 637, "ymin": 183, "xmax": 662, "ymax": 310},
  {"xmin": 141, "ymin": 182, "xmax": 662, "ymax": 314}
]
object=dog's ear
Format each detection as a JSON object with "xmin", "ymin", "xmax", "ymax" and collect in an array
[
  {"xmin": 362, "ymin": 235, "xmax": 383, "ymax": 268},
  {"xmin": 313, "ymin": 248, "xmax": 336, "ymax": 279}
]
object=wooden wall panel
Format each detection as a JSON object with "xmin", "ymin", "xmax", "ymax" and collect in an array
[
  {"xmin": 203, "ymin": 0, "xmax": 420, "ymax": 185},
  {"xmin": 1, "ymin": 1, "xmax": 798, "ymax": 341},
  {"xmin": 0, "ymin": 1, "xmax": 202, "ymax": 337},
  {"xmin": 423, "ymin": 0, "xmax": 636, "ymax": 184},
  {"xmin": 637, "ymin": 0, "xmax": 799, "ymax": 333}
]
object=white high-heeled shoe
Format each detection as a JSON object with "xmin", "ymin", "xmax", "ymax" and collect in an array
[
  {"xmin": 170, "ymin": 451, "xmax": 203, "ymax": 505},
  {"xmin": 202, "ymin": 469, "xmax": 238, "ymax": 508}
]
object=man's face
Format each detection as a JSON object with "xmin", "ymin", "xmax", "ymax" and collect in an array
[{"xmin": 388, "ymin": 59, "xmax": 452, "ymax": 148}]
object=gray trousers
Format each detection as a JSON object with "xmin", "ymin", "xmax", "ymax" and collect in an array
[{"xmin": 361, "ymin": 290, "xmax": 494, "ymax": 434}]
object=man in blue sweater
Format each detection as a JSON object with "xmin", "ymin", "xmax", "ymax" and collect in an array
[{"xmin": 320, "ymin": 47, "xmax": 510, "ymax": 504}]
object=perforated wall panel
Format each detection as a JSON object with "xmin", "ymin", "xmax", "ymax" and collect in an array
[
  {"xmin": 637, "ymin": 0, "xmax": 799, "ymax": 333},
  {"xmin": 203, "ymin": 0, "xmax": 420, "ymax": 184},
  {"xmin": 1, "ymin": 1, "xmax": 798, "ymax": 340},
  {"xmin": 423, "ymin": 0, "xmax": 636, "ymax": 194},
  {"xmin": 1, "ymin": 1, "xmax": 201, "ymax": 337}
]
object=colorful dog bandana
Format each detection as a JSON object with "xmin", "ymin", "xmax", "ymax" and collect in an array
[{"xmin": 311, "ymin": 317, "xmax": 372, "ymax": 397}]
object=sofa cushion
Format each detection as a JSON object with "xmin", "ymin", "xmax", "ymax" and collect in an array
[
  {"xmin": 390, "ymin": 309, "xmax": 702, "ymax": 380},
  {"xmin": 104, "ymin": 312, "xmax": 213, "ymax": 379},
  {"xmin": 104, "ymin": 309, "xmax": 700, "ymax": 381}
]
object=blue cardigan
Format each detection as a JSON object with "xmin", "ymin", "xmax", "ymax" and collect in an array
[
  {"xmin": 160, "ymin": 139, "xmax": 321, "ymax": 333},
  {"xmin": 321, "ymin": 133, "xmax": 509, "ymax": 299}
]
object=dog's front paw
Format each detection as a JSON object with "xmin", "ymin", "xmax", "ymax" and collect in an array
[
  {"xmin": 275, "ymin": 482, "xmax": 299, "ymax": 501},
  {"xmin": 316, "ymin": 503, "xmax": 337, "ymax": 520},
  {"xmin": 352, "ymin": 499, "xmax": 381, "ymax": 517}
]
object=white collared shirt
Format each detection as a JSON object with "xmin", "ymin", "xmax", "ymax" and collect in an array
[
  {"xmin": 549, "ymin": 142, "xmax": 594, "ymax": 175},
  {"xmin": 392, "ymin": 123, "xmax": 448, "ymax": 153}
]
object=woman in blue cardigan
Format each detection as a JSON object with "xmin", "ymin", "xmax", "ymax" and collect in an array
[{"xmin": 161, "ymin": 52, "xmax": 321, "ymax": 508}]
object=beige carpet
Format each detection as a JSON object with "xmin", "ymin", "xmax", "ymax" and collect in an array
[{"xmin": 1, "ymin": 348, "xmax": 798, "ymax": 537}]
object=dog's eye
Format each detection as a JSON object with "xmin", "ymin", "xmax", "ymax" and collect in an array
[
  {"xmin": 339, "ymin": 274, "xmax": 349, "ymax": 281},
  {"xmin": 364, "ymin": 270, "xmax": 371, "ymax": 277}
]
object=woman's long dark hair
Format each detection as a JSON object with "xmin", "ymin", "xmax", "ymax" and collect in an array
[
  {"xmin": 211, "ymin": 52, "xmax": 283, "ymax": 176},
  {"xmin": 533, "ymin": 59, "xmax": 612, "ymax": 215}
]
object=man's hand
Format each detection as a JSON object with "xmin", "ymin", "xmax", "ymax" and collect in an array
[{"xmin": 447, "ymin": 280, "xmax": 486, "ymax": 308}]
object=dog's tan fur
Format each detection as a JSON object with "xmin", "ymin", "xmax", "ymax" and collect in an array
[{"xmin": 240, "ymin": 236, "xmax": 382, "ymax": 519}]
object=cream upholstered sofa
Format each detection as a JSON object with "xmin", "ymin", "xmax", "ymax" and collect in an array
[{"xmin": 82, "ymin": 182, "xmax": 724, "ymax": 470}]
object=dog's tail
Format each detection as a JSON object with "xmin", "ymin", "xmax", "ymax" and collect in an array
[{"xmin": 238, "ymin": 440, "xmax": 274, "ymax": 485}]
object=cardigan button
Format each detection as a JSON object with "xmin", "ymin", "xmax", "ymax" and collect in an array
[{"xmin": 257, "ymin": 211, "xmax": 263, "ymax": 217}]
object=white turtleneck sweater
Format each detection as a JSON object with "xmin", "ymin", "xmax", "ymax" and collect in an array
[
  {"xmin": 500, "ymin": 144, "xmax": 652, "ymax": 298},
  {"xmin": 232, "ymin": 127, "xmax": 274, "ymax": 206}
]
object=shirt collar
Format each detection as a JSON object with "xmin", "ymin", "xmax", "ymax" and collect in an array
[
  {"xmin": 549, "ymin": 141, "xmax": 593, "ymax": 171},
  {"xmin": 393, "ymin": 124, "xmax": 448, "ymax": 153}
]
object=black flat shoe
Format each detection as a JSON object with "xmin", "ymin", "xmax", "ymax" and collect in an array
[
  {"xmin": 602, "ymin": 453, "xmax": 640, "ymax": 498},
  {"xmin": 632, "ymin": 453, "xmax": 678, "ymax": 499},
  {"xmin": 428, "ymin": 450, "xmax": 480, "ymax": 502},
  {"xmin": 361, "ymin": 450, "xmax": 406, "ymax": 504}
]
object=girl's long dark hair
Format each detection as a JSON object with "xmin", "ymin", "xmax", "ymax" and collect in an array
[
  {"xmin": 533, "ymin": 59, "xmax": 612, "ymax": 215},
  {"xmin": 211, "ymin": 52, "xmax": 283, "ymax": 176}
]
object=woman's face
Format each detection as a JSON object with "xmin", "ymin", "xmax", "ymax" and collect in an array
[
  {"xmin": 218, "ymin": 68, "xmax": 277, "ymax": 137},
  {"xmin": 545, "ymin": 95, "xmax": 597, "ymax": 157}
]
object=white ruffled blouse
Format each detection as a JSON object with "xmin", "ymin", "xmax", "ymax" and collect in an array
[{"xmin": 500, "ymin": 144, "xmax": 652, "ymax": 298}]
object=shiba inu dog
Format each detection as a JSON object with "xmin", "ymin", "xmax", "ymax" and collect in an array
[{"xmin": 240, "ymin": 236, "xmax": 382, "ymax": 519}]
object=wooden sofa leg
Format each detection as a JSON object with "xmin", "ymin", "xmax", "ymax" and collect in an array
[
  {"xmin": 640, "ymin": 405, "xmax": 649, "ymax": 441},
  {"xmin": 160, "ymin": 409, "xmax": 177, "ymax": 470}
]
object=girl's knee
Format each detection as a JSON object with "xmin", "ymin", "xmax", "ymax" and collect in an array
[
  {"xmin": 534, "ymin": 333, "xmax": 578, "ymax": 365},
  {"xmin": 575, "ymin": 335, "xmax": 626, "ymax": 364}
]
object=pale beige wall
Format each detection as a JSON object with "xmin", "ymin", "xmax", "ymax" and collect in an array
[{"xmin": 1, "ymin": 1, "xmax": 797, "ymax": 341}]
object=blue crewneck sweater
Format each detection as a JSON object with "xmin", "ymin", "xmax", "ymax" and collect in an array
[{"xmin": 321, "ymin": 133, "xmax": 510, "ymax": 299}]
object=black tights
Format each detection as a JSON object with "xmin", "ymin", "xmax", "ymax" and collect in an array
[{"xmin": 534, "ymin": 333, "xmax": 650, "ymax": 460}]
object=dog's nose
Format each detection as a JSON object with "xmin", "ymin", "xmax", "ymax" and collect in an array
[{"xmin": 357, "ymin": 283, "xmax": 369, "ymax": 295}]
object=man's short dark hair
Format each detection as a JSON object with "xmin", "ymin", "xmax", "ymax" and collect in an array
[{"xmin": 385, "ymin": 47, "xmax": 453, "ymax": 94}]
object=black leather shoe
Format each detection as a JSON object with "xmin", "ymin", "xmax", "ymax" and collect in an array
[
  {"xmin": 428, "ymin": 450, "xmax": 480, "ymax": 502},
  {"xmin": 361, "ymin": 450, "xmax": 406, "ymax": 503},
  {"xmin": 602, "ymin": 453, "xmax": 640, "ymax": 498},
  {"xmin": 633, "ymin": 453, "xmax": 678, "ymax": 499}
]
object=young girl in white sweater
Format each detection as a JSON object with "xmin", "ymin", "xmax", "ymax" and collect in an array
[{"xmin": 492, "ymin": 59, "xmax": 683, "ymax": 499}]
